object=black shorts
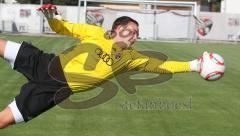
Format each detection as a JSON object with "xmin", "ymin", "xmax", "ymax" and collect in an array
[{"xmin": 14, "ymin": 41, "xmax": 72, "ymax": 122}]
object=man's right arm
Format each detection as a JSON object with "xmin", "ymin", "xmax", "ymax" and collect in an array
[
  {"xmin": 48, "ymin": 19, "xmax": 86, "ymax": 39},
  {"xmin": 38, "ymin": 4, "xmax": 93, "ymax": 40}
]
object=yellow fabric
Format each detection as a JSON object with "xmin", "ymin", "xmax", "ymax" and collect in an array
[{"xmin": 49, "ymin": 19, "xmax": 191, "ymax": 92}]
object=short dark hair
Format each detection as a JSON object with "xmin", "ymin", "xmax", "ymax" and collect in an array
[{"xmin": 111, "ymin": 16, "xmax": 139, "ymax": 31}]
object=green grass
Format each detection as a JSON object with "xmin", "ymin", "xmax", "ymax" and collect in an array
[{"xmin": 0, "ymin": 34, "xmax": 240, "ymax": 136}]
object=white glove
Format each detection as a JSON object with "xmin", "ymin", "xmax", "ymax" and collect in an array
[
  {"xmin": 38, "ymin": 4, "xmax": 62, "ymax": 21},
  {"xmin": 189, "ymin": 51, "xmax": 209, "ymax": 72}
]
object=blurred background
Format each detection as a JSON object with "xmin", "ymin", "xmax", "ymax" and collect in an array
[{"xmin": 0, "ymin": 0, "xmax": 240, "ymax": 42}]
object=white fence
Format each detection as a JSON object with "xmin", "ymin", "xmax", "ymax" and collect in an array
[
  {"xmin": 0, "ymin": 4, "xmax": 240, "ymax": 42},
  {"xmin": 97, "ymin": 8, "xmax": 195, "ymax": 40},
  {"xmin": 0, "ymin": 4, "xmax": 84, "ymax": 33},
  {"xmin": 197, "ymin": 12, "xmax": 240, "ymax": 41},
  {"xmin": 0, "ymin": 4, "xmax": 42, "ymax": 33}
]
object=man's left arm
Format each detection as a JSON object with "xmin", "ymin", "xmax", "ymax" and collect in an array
[
  {"xmin": 127, "ymin": 50, "xmax": 196, "ymax": 74},
  {"xmin": 144, "ymin": 58, "xmax": 191, "ymax": 73}
]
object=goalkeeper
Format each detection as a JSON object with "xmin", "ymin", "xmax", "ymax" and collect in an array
[{"xmin": 0, "ymin": 4, "xmax": 200, "ymax": 128}]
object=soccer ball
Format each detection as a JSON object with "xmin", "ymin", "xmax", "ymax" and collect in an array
[{"xmin": 199, "ymin": 52, "xmax": 225, "ymax": 81}]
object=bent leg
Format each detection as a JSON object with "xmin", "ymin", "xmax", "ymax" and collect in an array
[
  {"xmin": 0, "ymin": 107, "xmax": 15, "ymax": 129},
  {"xmin": 0, "ymin": 39, "xmax": 7, "ymax": 58},
  {"xmin": 0, "ymin": 40, "xmax": 23, "ymax": 129},
  {"xmin": 0, "ymin": 100, "xmax": 25, "ymax": 129},
  {"xmin": 0, "ymin": 39, "xmax": 21, "ymax": 68}
]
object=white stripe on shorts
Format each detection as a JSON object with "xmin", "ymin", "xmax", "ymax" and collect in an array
[
  {"xmin": 8, "ymin": 100, "xmax": 24, "ymax": 123},
  {"xmin": 3, "ymin": 41, "xmax": 21, "ymax": 69}
]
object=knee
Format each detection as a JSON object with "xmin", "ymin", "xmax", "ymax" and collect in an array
[
  {"xmin": 0, "ymin": 118, "xmax": 9, "ymax": 129},
  {"xmin": 0, "ymin": 39, "xmax": 7, "ymax": 58},
  {"xmin": 0, "ymin": 110, "xmax": 15, "ymax": 129},
  {"xmin": 0, "ymin": 123, "xmax": 7, "ymax": 129}
]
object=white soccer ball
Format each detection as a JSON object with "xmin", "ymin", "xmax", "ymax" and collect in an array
[{"xmin": 199, "ymin": 52, "xmax": 226, "ymax": 81}]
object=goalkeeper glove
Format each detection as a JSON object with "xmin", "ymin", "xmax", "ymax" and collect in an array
[
  {"xmin": 189, "ymin": 51, "xmax": 209, "ymax": 72},
  {"xmin": 37, "ymin": 4, "xmax": 62, "ymax": 21}
]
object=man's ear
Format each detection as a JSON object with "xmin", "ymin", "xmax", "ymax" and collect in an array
[{"xmin": 116, "ymin": 25, "xmax": 124, "ymax": 32}]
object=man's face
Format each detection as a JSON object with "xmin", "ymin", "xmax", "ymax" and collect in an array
[{"xmin": 113, "ymin": 22, "xmax": 139, "ymax": 49}]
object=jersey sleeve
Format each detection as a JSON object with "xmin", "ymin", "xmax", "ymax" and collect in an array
[
  {"xmin": 127, "ymin": 50, "xmax": 191, "ymax": 73},
  {"xmin": 48, "ymin": 19, "xmax": 105, "ymax": 40}
]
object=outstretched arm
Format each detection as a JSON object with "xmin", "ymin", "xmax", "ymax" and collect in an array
[
  {"xmin": 127, "ymin": 50, "xmax": 199, "ymax": 74},
  {"xmin": 47, "ymin": 19, "xmax": 86, "ymax": 39},
  {"xmin": 144, "ymin": 58, "xmax": 191, "ymax": 74},
  {"xmin": 38, "ymin": 4, "xmax": 103, "ymax": 40}
]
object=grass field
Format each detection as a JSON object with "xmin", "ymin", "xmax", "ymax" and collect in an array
[{"xmin": 0, "ymin": 34, "xmax": 240, "ymax": 136}]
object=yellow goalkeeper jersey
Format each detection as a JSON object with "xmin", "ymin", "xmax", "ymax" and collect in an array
[{"xmin": 49, "ymin": 19, "xmax": 191, "ymax": 92}]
